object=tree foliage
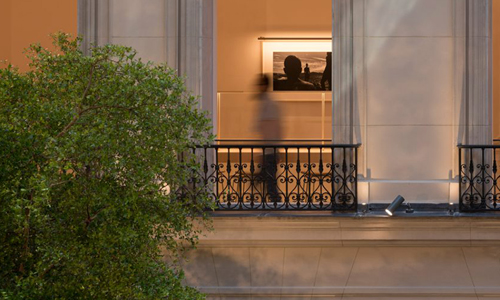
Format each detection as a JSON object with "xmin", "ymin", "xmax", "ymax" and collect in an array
[{"xmin": 0, "ymin": 33, "xmax": 212, "ymax": 299}]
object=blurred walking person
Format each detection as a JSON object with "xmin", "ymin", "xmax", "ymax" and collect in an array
[{"xmin": 255, "ymin": 74, "xmax": 282, "ymax": 203}]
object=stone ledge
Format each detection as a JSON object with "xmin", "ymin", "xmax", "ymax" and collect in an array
[
  {"xmin": 198, "ymin": 216, "xmax": 500, "ymax": 246},
  {"xmin": 200, "ymin": 286, "xmax": 500, "ymax": 298}
]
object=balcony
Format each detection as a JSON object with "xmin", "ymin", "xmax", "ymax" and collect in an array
[
  {"xmin": 181, "ymin": 140, "xmax": 360, "ymax": 211},
  {"xmin": 180, "ymin": 142, "xmax": 500, "ymax": 214},
  {"xmin": 459, "ymin": 145, "xmax": 500, "ymax": 212}
]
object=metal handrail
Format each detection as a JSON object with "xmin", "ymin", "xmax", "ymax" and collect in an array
[
  {"xmin": 458, "ymin": 145, "xmax": 500, "ymax": 211},
  {"xmin": 458, "ymin": 144, "xmax": 500, "ymax": 148},
  {"xmin": 208, "ymin": 139, "xmax": 361, "ymax": 148},
  {"xmin": 181, "ymin": 143, "xmax": 359, "ymax": 211},
  {"xmin": 206, "ymin": 143, "xmax": 361, "ymax": 148}
]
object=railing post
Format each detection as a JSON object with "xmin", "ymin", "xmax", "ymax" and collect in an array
[
  {"xmin": 354, "ymin": 147, "xmax": 358, "ymax": 211},
  {"xmin": 459, "ymin": 147, "xmax": 463, "ymax": 211},
  {"xmin": 458, "ymin": 145, "xmax": 499, "ymax": 212}
]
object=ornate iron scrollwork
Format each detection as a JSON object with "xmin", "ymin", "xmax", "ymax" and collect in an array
[
  {"xmin": 459, "ymin": 145, "xmax": 500, "ymax": 211},
  {"xmin": 183, "ymin": 141, "xmax": 360, "ymax": 211}
]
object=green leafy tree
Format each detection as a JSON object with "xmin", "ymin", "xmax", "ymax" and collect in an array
[{"xmin": 0, "ymin": 33, "xmax": 212, "ymax": 299}]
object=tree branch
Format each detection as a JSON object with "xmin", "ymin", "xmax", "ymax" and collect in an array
[
  {"xmin": 56, "ymin": 61, "xmax": 97, "ymax": 138},
  {"xmin": 84, "ymin": 205, "xmax": 109, "ymax": 229},
  {"xmin": 19, "ymin": 194, "xmax": 32, "ymax": 274},
  {"xmin": 57, "ymin": 104, "xmax": 136, "ymax": 139}
]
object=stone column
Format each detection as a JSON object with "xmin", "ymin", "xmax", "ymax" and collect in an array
[
  {"xmin": 78, "ymin": 0, "xmax": 216, "ymax": 132},
  {"xmin": 332, "ymin": 0, "xmax": 356, "ymax": 145},
  {"xmin": 77, "ymin": 0, "xmax": 109, "ymax": 54},
  {"xmin": 456, "ymin": 0, "xmax": 492, "ymax": 145},
  {"xmin": 175, "ymin": 0, "xmax": 216, "ymax": 125}
]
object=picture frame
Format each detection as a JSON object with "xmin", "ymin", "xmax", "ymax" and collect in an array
[{"xmin": 261, "ymin": 41, "xmax": 332, "ymax": 91}]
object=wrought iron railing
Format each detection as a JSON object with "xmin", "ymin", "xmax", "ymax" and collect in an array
[
  {"xmin": 459, "ymin": 145, "xmax": 500, "ymax": 211},
  {"xmin": 182, "ymin": 141, "xmax": 360, "ymax": 211}
]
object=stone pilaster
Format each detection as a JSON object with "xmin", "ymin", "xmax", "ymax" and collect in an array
[
  {"xmin": 77, "ymin": 0, "xmax": 109, "ymax": 55},
  {"xmin": 78, "ymin": 0, "xmax": 216, "ymax": 132},
  {"xmin": 451, "ymin": 0, "xmax": 492, "ymax": 146},
  {"xmin": 332, "ymin": 0, "xmax": 356, "ymax": 145}
]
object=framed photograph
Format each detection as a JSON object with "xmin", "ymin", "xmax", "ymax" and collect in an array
[
  {"xmin": 273, "ymin": 51, "xmax": 331, "ymax": 91},
  {"xmin": 262, "ymin": 42, "xmax": 332, "ymax": 92}
]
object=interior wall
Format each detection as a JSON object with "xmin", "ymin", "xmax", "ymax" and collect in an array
[
  {"xmin": 494, "ymin": 0, "xmax": 500, "ymax": 140},
  {"xmin": 218, "ymin": 0, "xmax": 332, "ymax": 92},
  {"xmin": 0, "ymin": 0, "xmax": 77, "ymax": 71},
  {"xmin": 217, "ymin": 0, "xmax": 332, "ymax": 139}
]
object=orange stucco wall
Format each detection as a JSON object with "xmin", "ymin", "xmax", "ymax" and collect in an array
[
  {"xmin": 0, "ymin": 0, "xmax": 12, "ymax": 63},
  {"xmin": 0, "ymin": 0, "xmax": 77, "ymax": 71},
  {"xmin": 494, "ymin": 0, "xmax": 500, "ymax": 139}
]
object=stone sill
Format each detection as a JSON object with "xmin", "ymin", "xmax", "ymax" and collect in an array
[
  {"xmin": 199, "ymin": 213, "xmax": 500, "ymax": 247},
  {"xmin": 209, "ymin": 203, "xmax": 500, "ymax": 218},
  {"xmin": 200, "ymin": 286, "xmax": 500, "ymax": 298}
]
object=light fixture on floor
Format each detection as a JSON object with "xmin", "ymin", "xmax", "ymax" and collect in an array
[
  {"xmin": 448, "ymin": 202, "xmax": 455, "ymax": 215},
  {"xmin": 385, "ymin": 195, "xmax": 413, "ymax": 216}
]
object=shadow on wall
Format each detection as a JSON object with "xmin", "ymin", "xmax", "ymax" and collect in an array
[
  {"xmin": 179, "ymin": 247, "xmax": 282, "ymax": 297},
  {"xmin": 175, "ymin": 246, "xmax": 360, "ymax": 299}
]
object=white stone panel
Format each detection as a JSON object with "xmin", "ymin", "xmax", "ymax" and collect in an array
[
  {"xmin": 212, "ymin": 248, "xmax": 251, "ymax": 287},
  {"xmin": 249, "ymin": 248, "xmax": 284, "ymax": 287},
  {"xmin": 313, "ymin": 248, "xmax": 357, "ymax": 288},
  {"xmin": 366, "ymin": 37, "xmax": 454, "ymax": 126},
  {"xmin": 342, "ymin": 297, "xmax": 478, "ymax": 300},
  {"xmin": 454, "ymin": 37, "xmax": 466, "ymax": 128},
  {"xmin": 366, "ymin": 0, "xmax": 453, "ymax": 37},
  {"xmin": 353, "ymin": 0, "xmax": 364, "ymax": 37},
  {"xmin": 470, "ymin": 221, "xmax": 500, "ymax": 242},
  {"xmin": 469, "ymin": 38, "xmax": 493, "ymax": 127},
  {"xmin": 181, "ymin": 249, "xmax": 219, "ymax": 287},
  {"xmin": 110, "ymin": 37, "xmax": 165, "ymax": 63},
  {"xmin": 281, "ymin": 295, "xmax": 311, "ymax": 300},
  {"xmin": 346, "ymin": 247, "xmax": 475, "ymax": 288},
  {"xmin": 340, "ymin": 219, "xmax": 471, "ymax": 244},
  {"xmin": 282, "ymin": 248, "xmax": 321, "ymax": 291},
  {"xmin": 165, "ymin": 37, "xmax": 178, "ymax": 69},
  {"xmin": 369, "ymin": 182, "xmax": 450, "ymax": 203},
  {"xmin": 353, "ymin": 37, "xmax": 366, "ymax": 127},
  {"xmin": 165, "ymin": 0, "xmax": 178, "ymax": 38},
  {"xmin": 366, "ymin": 126, "xmax": 453, "ymax": 180},
  {"xmin": 462, "ymin": 247, "xmax": 500, "ymax": 287},
  {"xmin": 110, "ymin": 0, "xmax": 165, "ymax": 37},
  {"xmin": 354, "ymin": 125, "xmax": 366, "ymax": 176}
]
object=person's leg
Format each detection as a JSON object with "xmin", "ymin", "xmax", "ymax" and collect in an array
[{"xmin": 264, "ymin": 153, "xmax": 280, "ymax": 203}]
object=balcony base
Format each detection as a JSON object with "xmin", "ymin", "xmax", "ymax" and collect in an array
[{"xmin": 177, "ymin": 215, "xmax": 500, "ymax": 299}]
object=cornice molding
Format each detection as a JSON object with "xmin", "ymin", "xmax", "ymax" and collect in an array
[{"xmin": 197, "ymin": 216, "xmax": 500, "ymax": 247}]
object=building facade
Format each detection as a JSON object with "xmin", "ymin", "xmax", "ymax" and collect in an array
[
  {"xmin": 78, "ymin": 1, "xmax": 500, "ymax": 299},
  {"xmin": 3, "ymin": 0, "xmax": 500, "ymax": 299}
]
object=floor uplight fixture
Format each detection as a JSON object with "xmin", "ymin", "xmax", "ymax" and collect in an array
[{"xmin": 385, "ymin": 195, "xmax": 412, "ymax": 216}]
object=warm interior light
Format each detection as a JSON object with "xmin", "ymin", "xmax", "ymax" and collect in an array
[
  {"xmin": 385, "ymin": 209, "xmax": 393, "ymax": 216},
  {"xmin": 358, "ymin": 181, "xmax": 369, "ymax": 204},
  {"xmin": 449, "ymin": 182, "xmax": 459, "ymax": 204}
]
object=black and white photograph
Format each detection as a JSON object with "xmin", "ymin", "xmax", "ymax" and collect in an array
[{"xmin": 273, "ymin": 51, "xmax": 332, "ymax": 91}]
